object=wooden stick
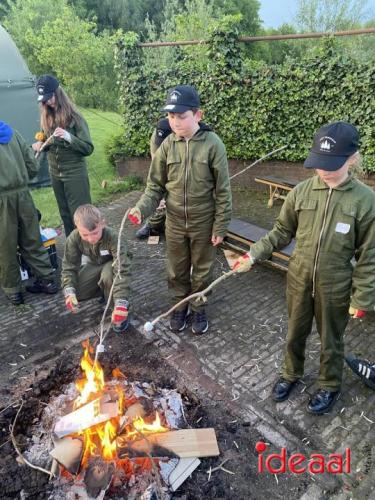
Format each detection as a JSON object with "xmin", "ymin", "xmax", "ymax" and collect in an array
[
  {"xmin": 35, "ymin": 135, "xmax": 54, "ymax": 159},
  {"xmin": 147, "ymin": 269, "xmax": 236, "ymax": 329},
  {"xmin": 10, "ymin": 401, "xmax": 53, "ymax": 477}
]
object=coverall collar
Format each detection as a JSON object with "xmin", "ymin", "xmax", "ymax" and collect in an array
[
  {"xmin": 172, "ymin": 129, "xmax": 206, "ymax": 143},
  {"xmin": 312, "ymin": 173, "xmax": 355, "ymax": 192}
]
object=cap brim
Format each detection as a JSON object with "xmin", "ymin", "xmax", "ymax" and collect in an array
[
  {"xmin": 304, "ymin": 152, "xmax": 349, "ymax": 171},
  {"xmin": 37, "ymin": 92, "xmax": 54, "ymax": 103},
  {"xmin": 161, "ymin": 104, "xmax": 194, "ymax": 113}
]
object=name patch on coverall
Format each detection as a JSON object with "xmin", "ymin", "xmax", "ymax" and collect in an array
[{"xmin": 335, "ymin": 222, "xmax": 350, "ymax": 234}]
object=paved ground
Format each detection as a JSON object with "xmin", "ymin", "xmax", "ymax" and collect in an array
[{"xmin": 0, "ymin": 188, "xmax": 374, "ymax": 499}]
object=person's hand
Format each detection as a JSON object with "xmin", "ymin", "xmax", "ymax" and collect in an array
[
  {"xmin": 111, "ymin": 300, "xmax": 129, "ymax": 326},
  {"xmin": 211, "ymin": 235, "xmax": 224, "ymax": 247},
  {"xmin": 64, "ymin": 287, "xmax": 78, "ymax": 313},
  {"xmin": 157, "ymin": 199, "xmax": 166, "ymax": 210},
  {"xmin": 349, "ymin": 306, "xmax": 366, "ymax": 319},
  {"xmin": 53, "ymin": 127, "xmax": 71, "ymax": 142},
  {"xmin": 232, "ymin": 252, "xmax": 254, "ymax": 273},
  {"xmin": 32, "ymin": 141, "xmax": 43, "ymax": 152},
  {"xmin": 128, "ymin": 207, "xmax": 142, "ymax": 225}
]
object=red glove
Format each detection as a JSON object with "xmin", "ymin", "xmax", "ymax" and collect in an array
[
  {"xmin": 112, "ymin": 300, "xmax": 129, "ymax": 325},
  {"xmin": 64, "ymin": 287, "xmax": 78, "ymax": 314},
  {"xmin": 232, "ymin": 252, "xmax": 254, "ymax": 273},
  {"xmin": 349, "ymin": 307, "xmax": 366, "ymax": 319},
  {"xmin": 128, "ymin": 207, "xmax": 142, "ymax": 225}
]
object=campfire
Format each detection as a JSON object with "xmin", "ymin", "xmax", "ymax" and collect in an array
[{"xmin": 20, "ymin": 341, "xmax": 219, "ymax": 498}]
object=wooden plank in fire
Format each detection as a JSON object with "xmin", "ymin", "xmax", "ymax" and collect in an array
[
  {"xmin": 117, "ymin": 428, "xmax": 219, "ymax": 459},
  {"xmin": 54, "ymin": 393, "xmax": 119, "ymax": 438}
]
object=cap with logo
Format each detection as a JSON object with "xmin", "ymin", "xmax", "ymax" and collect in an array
[
  {"xmin": 154, "ymin": 118, "xmax": 172, "ymax": 148},
  {"xmin": 36, "ymin": 75, "xmax": 59, "ymax": 103},
  {"xmin": 304, "ymin": 121, "xmax": 359, "ymax": 172},
  {"xmin": 162, "ymin": 85, "xmax": 200, "ymax": 113}
]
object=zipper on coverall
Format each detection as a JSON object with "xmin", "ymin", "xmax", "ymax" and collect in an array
[
  {"xmin": 312, "ymin": 188, "xmax": 333, "ymax": 298},
  {"xmin": 184, "ymin": 139, "xmax": 190, "ymax": 229}
]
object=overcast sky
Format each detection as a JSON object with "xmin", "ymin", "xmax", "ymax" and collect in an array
[{"xmin": 259, "ymin": 0, "xmax": 375, "ymax": 28}]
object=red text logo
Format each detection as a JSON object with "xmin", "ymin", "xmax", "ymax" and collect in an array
[{"xmin": 255, "ymin": 442, "xmax": 351, "ymax": 474}]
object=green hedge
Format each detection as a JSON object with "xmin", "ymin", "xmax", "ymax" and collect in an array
[{"xmin": 114, "ymin": 18, "xmax": 375, "ymax": 171}]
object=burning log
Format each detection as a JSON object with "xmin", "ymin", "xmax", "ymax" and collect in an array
[
  {"xmin": 54, "ymin": 392, "xmax": 119, "ymax": 438},
  {"xmin": 50, "ymin": 436, "xmax": 84, "ymax": 475},
  {"xmin": 117, "ymin": 428, "xmax": 219, "ymax": 459}
]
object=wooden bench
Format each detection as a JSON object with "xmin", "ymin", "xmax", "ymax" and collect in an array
[
  {"xmin": 224, "ymin": 218, "xmax": 295, "ymax": 270},
  {"xmin": 254, "ymin": 175, "xmax": 299, "ymax": 207}
]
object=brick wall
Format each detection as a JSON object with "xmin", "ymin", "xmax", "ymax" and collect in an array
[{"xmin": 116, "ymin": 157, "xmax": 375, "ymax": 191}]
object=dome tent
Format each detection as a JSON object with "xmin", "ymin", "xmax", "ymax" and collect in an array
[{"xmin": 0, "ymin": 24, "xmax": 50, "ymax": 187}]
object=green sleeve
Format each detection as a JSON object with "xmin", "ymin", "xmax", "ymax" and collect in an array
[
  {"xmin": 350, "ymin": 206, "xmax": 375, "ymax": 311},
  {"xmin": 61, "ymin": 232, "xmax": 82, "ymax": 290},
  {"xmin": 210, "ymin": 138, "xmax": 232, "ymax": 238},
  {"xmin": 16, "ymin": 132, "xmax": 39, "ymax": 180},
  {"xmin": 250, "ymin": 189, "xmax": 298, "ymax": 262},
  {"xmin": 68, "ymin": 116, "xmax": 94, "ymax": 156},
  {"xmin": 135, "ymin": 138, "xmax": 168, "ymax": 219},
  {"xmin": 150, "ymin": 129, "xmax": 158, "ymax": 158},
  {"xmin": 109, "ymin": 232, "xmax": 132, "ymax": 302}
]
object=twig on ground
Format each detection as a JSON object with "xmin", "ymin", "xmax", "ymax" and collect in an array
[
  {"xmin": 206, "ymin": 458, "xmax": 235, "ymax": 480},
  {"xmin": 10, "ymin": 400, "xmax": 53, "ymax": 477}
]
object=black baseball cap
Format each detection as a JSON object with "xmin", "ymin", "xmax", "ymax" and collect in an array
[
  {"xmin": 36, "ymin": 75, "xmax": 59, "ymax": 103},
  {"xmin": 154, "ymin": 118, "xmax": 172, "ymax": 148},
  {"xmin": 304, "ymin": 121, "xmax": 359, "ymax": 171},
  {"xmin": 162, "ymin": 85, "xmax": 200, "ymax": 113}
]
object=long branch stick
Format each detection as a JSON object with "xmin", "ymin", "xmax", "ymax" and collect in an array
[
  {"xmin": 229, "ymin": 145, "xmax": 287, "ymax": 181},
  {"xmin": 10, "ymin": 400, "xmax": 53, "ymax": 477},
  {"xmin": 94, "ymin": 208, "xmax": 131, "ymax": 362},
  {"xmin": 147, "ymin": 269, "xmax": 236, "ymax": 329}
]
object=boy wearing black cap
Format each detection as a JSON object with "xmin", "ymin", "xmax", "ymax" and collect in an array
[
  {"xmin": 129, "ymin": 85, "xmax": 232, "ymax": 334},
  {"xmin": 233, "ymin": 121, "xmax": 375, "ymax": 414}
]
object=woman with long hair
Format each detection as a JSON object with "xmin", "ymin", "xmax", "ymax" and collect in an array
[{"xmin": 33, "ymin": 75, "xmax": 94, "ymax": 236}]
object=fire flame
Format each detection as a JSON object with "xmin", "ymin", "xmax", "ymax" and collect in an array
[{"xmin": 73, "ymin": 341, "xmax": 168, "ymax": 468}]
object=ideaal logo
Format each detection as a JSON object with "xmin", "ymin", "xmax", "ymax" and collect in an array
[{"xmin": 255, "ymin": 442, "xmax": 351, "ymax": 474}]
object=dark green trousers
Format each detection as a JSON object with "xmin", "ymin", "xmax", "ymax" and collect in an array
[
  {"xmin": 282, "ymin": 275, "xmax": 350, "ymax": 390},
  {"xmin": 75, "ymin": 260, "xmax": 113, "ymax": 302},
  {"xmin": 165, "ymin": 216, "xmax": 216, "ymax": 312},
  {"xmin": 51, "ymin": 174, "xmax": 91, "ymax": 236},
  {"xmin": 0, "ymin": 191, "xmax": 54, "ymax": 294}
]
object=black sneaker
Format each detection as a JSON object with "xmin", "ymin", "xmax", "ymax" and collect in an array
[
  {"xmin": 169, "ymin": 307, "xmax": 188, "ymax": 332},
  {"xmin": 272, "ymin": 377, "xmax": 298, "ymax": 402},
  {"xmin": 307, "ymin": 389, "xmax": 340, "ymax": 415},
  {"xmin": 345, "ymin": 354, "xmax": 375, "ymax": 390},
  {"xmin": 136, "ymin": 223, "xmax": 152, "ymax": 240},
  {"xmin": 112, "ymin": 317, "xmax": 130, "ymax": 334},
  {"xmin": 6, "ymin": 292, "xmax": 24, "ymax": 306},
  {"xmin": 192, "ymin": 309, "xmax": 209, "ymax": 335},
  {"xmin": 26, "ymin": 278, "xmax": 58, "ymax": 294}
]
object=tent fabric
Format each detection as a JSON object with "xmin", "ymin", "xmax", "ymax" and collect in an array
[{"xmin": 0, "ymin": 25, "xmax": 50, "ymax": 187}]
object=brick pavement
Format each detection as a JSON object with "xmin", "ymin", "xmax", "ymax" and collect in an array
[{"xmin": 0, "ymin": 190, "xmax": 374, "ymax": 499}]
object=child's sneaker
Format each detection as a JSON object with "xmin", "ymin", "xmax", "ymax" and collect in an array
[
  {"xmin": 192, "ymin": 309, "xmax": 209, "ymax": 335},
  {"xmin": 345, "ymin": 354, "xmax": 375, "ymax": 390},
  {"xmin": 169, "ymin": 307, "xmax": 188, "ymax": 332}
]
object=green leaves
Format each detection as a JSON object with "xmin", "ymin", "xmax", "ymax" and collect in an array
[{"xmin": 115, "ymin": 24, "xmax": 375, "ymax": 172}]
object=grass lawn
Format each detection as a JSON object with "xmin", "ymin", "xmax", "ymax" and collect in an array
[{"xmin": 31, "ymin": 108, "xmax": 141, "ymax": 228}]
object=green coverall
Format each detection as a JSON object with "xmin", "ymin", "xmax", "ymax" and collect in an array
[
  {"xmin": 61, "ymin": 226, "xmax": 132, "ymax": 303},
  {"xmin": 46, "ymin": 116, "xmax": 93, "ymax": 236},
  {"xmin": 250, "ymin": 174, "xmax": 375, "ymax": 390},
  {"xmin": 0, "ymin": 130, "xmax": 55, "ymax": 294},
  {"xmin": 136, "ymin": 129, "xmax": 232, "ymax": 311}
]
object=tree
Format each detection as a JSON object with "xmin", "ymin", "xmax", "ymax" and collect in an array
[
  {"xmin": 295, "ymin": 0, "xmax": 371, "ymax": 32},
  {"xmin": 69, "ymin": 0, "xmax": 166, "ymax": 36},
  {"xmin": 3, "ymin": 0, "xmax": 119, "ymax": 109}
]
